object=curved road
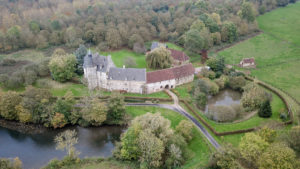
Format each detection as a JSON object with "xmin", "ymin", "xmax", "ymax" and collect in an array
[{"xmin": 126, "ymin": 103, "xmax": 220, "ymax": 149}]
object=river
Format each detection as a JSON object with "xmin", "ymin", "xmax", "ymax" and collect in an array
[{"xmin": 0, "ymin": 125, "xmax": 125, "ymax": 169}]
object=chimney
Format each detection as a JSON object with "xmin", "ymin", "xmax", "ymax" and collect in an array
[{"xmin": 123, "ymin": 65, "xmax": 125, "ymax": 69}]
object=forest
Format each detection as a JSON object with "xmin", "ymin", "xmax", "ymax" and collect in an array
[{"xmin": 0, "ymin": 0, "xmax": 295, "ymax": 53}]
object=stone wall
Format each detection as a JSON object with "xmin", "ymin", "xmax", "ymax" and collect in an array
[
  {"xmin": 84, "ymin": 66, "xmax": 98, "ymax": 89},
  {"xmin": 175, "ymin": 75, "xmax": 194, "ymax": 86},
  {"xmin": 107, "ymin": 79, "xmax": 145, "ymax": 94},
  {"xmin": 145, "ymin": 79, "xmax": 176, "ymax": 94}
]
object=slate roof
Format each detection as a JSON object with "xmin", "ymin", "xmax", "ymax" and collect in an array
[
  {"xmin": 151, "ymin": 42, "xmax": 167, "ymax": 51},
  {"xmin": 146, "ymin": 63, "xmax": 195, "ymax": 83},
  {"xmin": 83, "ymin": 52, "xmax": 115, "ymax": 72},
  {"xmin": 168, "ymin": 49, "xmax": 189, "ymax": 62},
  {"xmin": 108, "ymin": 67, "xmax": 146, "ymax": 82}
]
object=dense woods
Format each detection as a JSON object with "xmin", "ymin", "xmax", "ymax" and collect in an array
[{"xmin": 0, "ymin": 0, "xmax": 296, "ymax": 53}]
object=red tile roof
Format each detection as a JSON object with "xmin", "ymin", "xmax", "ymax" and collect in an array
[
  {"xmin": 242, "ymin": 58, "xmax": 255, "ymax": 64},
  {"xmin": 168, "ymin": 49, "xmax": 189, "ymax": 62},
  {"xmin": 146, "ymin": 63, "xmax": 195, "ymax": 83}
]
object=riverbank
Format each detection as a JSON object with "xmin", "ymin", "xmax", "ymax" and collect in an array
[{"xmin": 0, "ymin": 118, "xmax": 47, "ymax": 134}]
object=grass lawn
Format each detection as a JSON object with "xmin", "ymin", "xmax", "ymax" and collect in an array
[
  {"xmin": 100, "ymin": 49, "xmax": 147, "ymax": 69},
  {"xmin": 125, "ymin": 106, "xmax": 213, "ymax": 168},
  {"xmin": 218, "ymin": 2, "xmax": 300, "ymax": 101}
]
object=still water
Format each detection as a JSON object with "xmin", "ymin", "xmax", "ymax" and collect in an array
[
  {"xmin": 205, "ymin": 89, "xmax": 242, "ymax": 112},
  {"xmin": 0, "ymin": 125, "xmax": 125, "ymax": 169}
]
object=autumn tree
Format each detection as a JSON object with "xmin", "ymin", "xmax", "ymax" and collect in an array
[
  {"xmin": 81, "ymin": 98, "xmax": 107, "ymax": 126},
  {"xmin": 146, "ymin": 46, "xmax": 172, "ymax": 69},
  {"xmin": 55, "ymin": 130, "xmax": 79, "ymax": 158},
  {"xmin": 258, "ymin": 143, "xmax": 298, "ymax": 169},
  {"xmin": 106, "ymin": 29, "xmax": 122, "ymax": 49},
  {"xmin": 176, "ymin": 120, "xmax": 194, "ymax": 142},
  {"xmin": 239, "ymin": 133, "xmax": 269, "ymax": 167},
  {"xmin": 49, "ymin": 54, "xmax": 77, "ymax": 82},
  {"xmin": 0, "ymin": 91, "xmax": 22, "ymax": 120},
  {"xmin": 240, "ymin": 2, "xmax": 256, "ymax": 23},
  {"xmin": 51, "ymin": 113, "xmax": 67, "ymax": 129}
]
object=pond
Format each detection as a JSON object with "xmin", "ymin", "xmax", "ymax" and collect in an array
[
  {"xmin": 0, "ymin": 125, "xmax": 125, "ymax": 169},
  {"xmin": 205, "ymin": 89, "xmax": 242, "ymax": 112}
]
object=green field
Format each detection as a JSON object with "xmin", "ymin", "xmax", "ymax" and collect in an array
[
  {"xmin": 125, "ymin": 106, "xmax": 213, "ymax": 168},
  {"xmin": 219, "ymin": 2, "xmax": 300, "ymax": 101}
]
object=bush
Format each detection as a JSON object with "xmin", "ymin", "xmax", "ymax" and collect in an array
[
  {"xmin": 4, "ymin": 71, "xmax": 24, "ymax": 89},
  {"xmin": 214, "ymin": 75, "xmax": 228, "ymax": 90},
  {"xmin": 1, "ymin": 58, "xmax": 16, "ymax": 66},
  {"xmin": 0, "ymin": 74, "xmax": 8, "ymax": 84},
  {"xmin": 38, "ymin": 59, "xmax": 50, "ymax": 77},
  {"xmin": 206, "ymin": 105, "xmax": 237, "ymax": 122},
  {"xmin": 228, "ymin": 76, "xmax": 246, "ymax": 91},
  {"xmin": 194, "ymin": 92, "xmax": 207, "ymax": 109},
  {"xmin": 258, "ymin": 100, "xmax": 272, "ymax": 118},
  {"xmin": 24, "ymin": 70, "xmax": 38, "ymax": 85},
  {"xmin": 241, "ymin": 83, "xmax": 271, "ymax": 111}
]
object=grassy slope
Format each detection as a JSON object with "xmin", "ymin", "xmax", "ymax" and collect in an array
[
  {"xmin": 219, "ymin": 2, "xmax": 300, "ymax": 101},
  {"xmin": 125, "ymin": 106, "xmax": 213, "ymax": 168}
]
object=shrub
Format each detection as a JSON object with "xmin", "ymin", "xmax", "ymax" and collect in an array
[
  {"xmin": 24, "ymin": 70, "xmax": 38, "ymax": 85},
  {"xmin": 241, "ymin": 83, "xmax": 271, "ymax": 111},
  {"xmin": 176, "ymin": 120, "xmax": 194, "ymax": 142},
  {"xmin": 206, "ymin": 105, "xmax": 237, "ymax": 122},
  {"xmin": 214, "ymin": 75, "xmax": 229, "ymax": 89},
  {"xmin": 228, "ymin": 76, "xmax": 246, "ymax": 91},
  {"xmin": 1, "ymin": 58, "xmax": 16, "ymax": 66},
  {"xmin": 194, "ymin": 92, "xmax": 207, "ymax": 109},
  {"xmin": 4, "ymin": 71, "xmax": 24, "ymax": 89},
  {"xmin": 0, "ymin": 74, "xmax": 8, "ymax": 84},
  {"xmin": 258, "ymin": 100, "xmax": 272, "ymax": 118},
  {"xmin": 204, "ymin": 79, "xmax": 219, "ymax": 95},
  {"xmin": 38, "ymin": 58, "xmax": 50, "ymax": 77},
  {"xmin": 0, "ymin": 91, "xmax": 22, "ymax": 120}
]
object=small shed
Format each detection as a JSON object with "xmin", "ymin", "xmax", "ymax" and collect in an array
[{"xmin": 239, "ymin": 58, "xmax": 256, "ymax": 68}]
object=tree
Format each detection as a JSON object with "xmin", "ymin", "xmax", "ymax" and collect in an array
[
  {"xmin": 228, "ymin": 76, "xmax": 246, "ymax": 91},
  {"xmin": 176, "ymin": 120, "xmax": 194, "ymax": 142},
  {"xmin": 0, "ymin": 157, "xmax": 22, "ymax": 169},
  {"xmin": 51, "ymin": 113, "xmax": 67, "ymax": 129},
  {"xmin": 146, "ymin": 46, "xmax": 173, "ymax": 69},
  {"xmin": 240, "ymin": 2, "xmax": 256, "ymax": 22},
  {"xmin": 258, "ymin": 143, "xmax": 298, "ymax": 169},
  {"xmin": 55, "ymin": 130, "xmax": 79, "ymax": 157},
  {"xmin": 258, "ymin": 100, "xmax": 272, "ymax": 118},
  {"xmin": 107, "ymin": 92, "xmax": 126, "ymax": 124},
  {"xmin": 0, "ymin": 91, "xmax": 22, "ymax": 120},
  {"xmin": 239, "ymin": 133, "xmax": 269, "ymax": 166},
  {"xmin": 74, "ymin": 44, "xmax": 87, "ymax": 75},
  {"xmin": 49, "ymin": 54, "xmax": 77, "ymax": 82},
  {"xmin": 209, "ymin": 144, "xmax": 241, "ymax": 169},
  {"xmin": 258, "ymin": 127, "xmax": 277, "ymax": 143},
  {"xmin": 106, "ymin": 29, "xmax": 122, "ymax": 49},
  {"xmin": 16, "ymin": 104, "xmax": 32, "ymax": 123},
  {"xmin": 81, "ymin": 98, "xmax": 107, "ymax": 126},
  {"xmin": 138, "ymin": 129, "xmax": 164, "ymax": 168},
  {"xmin": 221, "ymin": 22, "xmax": 238, "ymax": 43},
  {"xmin": 285, "ymin": 126, "xmax": 300, "ymax": 153}
]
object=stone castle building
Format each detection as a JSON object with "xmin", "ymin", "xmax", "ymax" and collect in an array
[{"xmin": 83, "ymin": 51, "xmax": 194, "ymax": 94}]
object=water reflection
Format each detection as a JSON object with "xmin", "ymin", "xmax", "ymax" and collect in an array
[
  {"xmin": 0, "ymin": 125, "xmax": 124, "ymax": 169},
  {"xmin": 205, "ymin": 89, "xmax": 242, "ymax": 112}
]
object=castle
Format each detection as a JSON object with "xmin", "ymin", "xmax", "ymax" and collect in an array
[{"xmin": 83, "ymin": 50, "xmax": 195, "ymax": 94}]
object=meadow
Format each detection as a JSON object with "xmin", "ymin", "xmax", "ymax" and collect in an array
[{"xmin": 219, "ymin": 2, "xmax": 300, "ymax": 101}]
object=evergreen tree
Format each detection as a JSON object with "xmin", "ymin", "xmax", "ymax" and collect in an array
[
  {"xmin": 258, "ymin": 100, "xmax": 272, "ymax": 118},
  {"xmin": 74, "ymin": 44, "xmax": 87, "ymax": 75}
]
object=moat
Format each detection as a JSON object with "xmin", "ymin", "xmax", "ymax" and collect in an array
[{"xmin": 0, "ymin": 126, "xmax": 125, "ymax": 169}]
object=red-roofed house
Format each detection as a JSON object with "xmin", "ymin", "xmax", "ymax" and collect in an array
[
  {"xmin": 239, "ymin": 58, "xmax": 256, "ymax": 68},
  {"xmin": 168, "ymin": 49, "xmax": 189, "ymax": 65},
  {"xmin": 145, "ymin": 63, "xmax": 195, "ymax": 93}
]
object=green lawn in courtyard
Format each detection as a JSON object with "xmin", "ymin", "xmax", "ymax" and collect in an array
[
  {"xmin": 125, "ymin": 106, "xmax": 213, "ymax": 168},
  {"xmin": 218, "ymin": 2, "xmax": 300, "ymax": 101},
  {"xmin": 100, "ymin": 49, "xmax": 147, "ymax": 69}
]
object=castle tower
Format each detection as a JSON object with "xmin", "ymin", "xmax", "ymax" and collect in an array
[{"xmin": 83, "ymin": 50, "xmax": 98, "ymax": 89}]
